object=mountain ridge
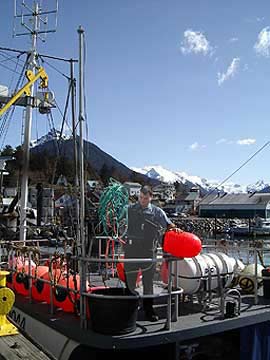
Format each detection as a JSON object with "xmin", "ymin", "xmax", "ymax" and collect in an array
[
  {"xmin": 132, "ymin": 165, "xmax": 270, "ymax": 194},
  {"xmin": 30, "ymin": 132, "xmax": 159, "ymax": 186},
  {"xmin": 29, "ymin": 131, "xmax": 270, "ymax": 193}
]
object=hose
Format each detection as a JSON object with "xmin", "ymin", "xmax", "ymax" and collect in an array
[{"xmin": 98, "ymin": 178, "xmax": 129, "ymax": 239}]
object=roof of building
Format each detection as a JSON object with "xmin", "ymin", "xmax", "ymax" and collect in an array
[
  {"xmin": 200, "ymin": 192, "xmax": 270, "ymax": 206},
  {"xmin": 123, "ymin": 182, "xmax": 142, "ymax": 187},
  {"xmin": 185, "ymin": 192, "xmax": 200, "ymax": 201}
]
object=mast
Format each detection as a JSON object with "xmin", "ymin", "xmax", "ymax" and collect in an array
[
  {"xmin": 70, "ymin": 60, "xmax": 80, "ymax": 249},
  {"xmin": 19, "ymin": 2, "xmax": 38, "ymax": 242},
  {"xmin": 78, "ymin": 26, "xmax": 86, "ymax": 257},
  {"xmin": 78, "ymin": 25, "xmax": 87, "ymax": 328},
  {"xmin": 13, "ymin": 0, "xmax": 58, "ymax": 242}
]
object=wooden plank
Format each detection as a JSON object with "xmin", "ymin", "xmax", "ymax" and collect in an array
[{"xmin": 0, "ymin": 333, "xmax": 52, "ymax": 360}]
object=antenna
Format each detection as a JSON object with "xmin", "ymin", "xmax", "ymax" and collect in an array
[
  {"xmin": 12, "ymin": 0, "xmax": 58, "ymax": 243},
  {"xmin": 13, "ymin": 0, "xmax": 58, "ymax": 42}
]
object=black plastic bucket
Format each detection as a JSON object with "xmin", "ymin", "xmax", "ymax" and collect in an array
[
  {"xmin": 88, "ymin": 287, "xmax": 139, "ymax": 335},
  {"xmin": 262, "ymin": 268, "xmax": 270, "ymax": 299}
]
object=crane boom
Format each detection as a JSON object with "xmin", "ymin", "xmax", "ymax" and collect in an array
[{"xmin": 0, "ymin": 67, "xmax": 48, "ymax": 117}]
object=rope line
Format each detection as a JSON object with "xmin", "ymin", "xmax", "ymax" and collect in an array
[{"xmin": 98, "ymin": 178, "xmax": 129, "ymax": 239}]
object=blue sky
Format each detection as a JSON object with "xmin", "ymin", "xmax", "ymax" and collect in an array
[{"xmin": 1, "ymin": 1, "xmax": 270, "ymax": 185}]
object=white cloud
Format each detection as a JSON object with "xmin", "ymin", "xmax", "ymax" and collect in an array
[
  {"xmin": 189, "ymin": 142, "xmax": 199, "ymax": 150},
  {"xmin": 237, "ymin": 138, "xmax": 256, "ymax": 145},
  {"xmin": 181, "ymin": 29, "xmax": 213, "ymax": 56},
  {"xmin": 229, "ymin": 37, "xmax": 239, "ymax": 43},
  {"xmin": 216, "ymin": 138, "xmax": 256, "ymax": 146},
  {"xmin": 216, "ymin": 138, "xmax": 227, "ymax": 144},
  {"xmin": 188, "ymin": 142, "xmax": 206, "ymax": 151},
  {"xmin": 254, "ymin": 27, "xmax": 270, "ymax": 57},
  {"xmin": 217, "ymin": 57, "xmax": 240, "ymax": 86},
  {"xmin": 245, "ymin": 17, "xmax": 265, "ymax": 23}
]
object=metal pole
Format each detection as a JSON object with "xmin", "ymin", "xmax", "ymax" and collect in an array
[
  {"xmin": 36, "ymin": 183, "xmax": 43, "ymax": 226},
  {"xmin": 78, "ymin": 26, "xmax": 85, "ymax": 256},
  {"xmin": 20, "ymin": 2, "xmax": 38, "ymax": 243},
  {"xmin": 165, "ymin": 260, "xmax": 172, "ymax": 330},
  {"xmin": 78, "ymin": 25, "xmax": 87, "ymax": 329},
  {"xmin": 214, "ymin": 214, "xmax": 217, "ymax": 240},
  {"xmin": 70, "ymin": 59, "xmax": 80, "ymax": 265},
  {"xmin": 0, "ymin": 171, "xmax": 4, "ymax": 196},
  {"xmin": 172, "ymin": 260, "xmax": 178, "ymax": 322},
  {"xmin": 254, "ymin": 249, "xmax": 258, "ymax": 304}
]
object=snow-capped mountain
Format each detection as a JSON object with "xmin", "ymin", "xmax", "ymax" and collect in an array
[
  {"xmin": 131, "ymin": 165, "xmax": 268, "ymax": 194},
  {"xmin": 30, "ymin": 129, "xmax": 71, "ymax": 148},
  {"xmin": 246, "ymin": 180, "xmax": 270, "ymax": 193},
  {"xmin": 28, "ymin": 130, "xmax": 270, "ymax": 194}
]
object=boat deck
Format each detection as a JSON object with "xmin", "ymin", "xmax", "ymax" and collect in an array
[{"xmin": 11, "ymin": 287, "xmax": 270, "ymax": 352}]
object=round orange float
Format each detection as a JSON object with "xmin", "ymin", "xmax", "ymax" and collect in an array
[
  {"xmin": 53, "ymin": 273, "xmax": 80, "ymax": 313},
  {"xmin": 163, "ymin": 230, "xmax": 202, "ymax": 258},
  {"xmin": 116, "ymin": 261, "xmax": 142, "ymax": 285},
  {"xmin": 32, "ymin": 266, "xmax": 51, "ymax": 303}
]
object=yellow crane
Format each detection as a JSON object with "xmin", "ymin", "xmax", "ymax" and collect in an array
[{"xmin": 0, "ymin": 67, "xmax": 49, "ymax": 117}]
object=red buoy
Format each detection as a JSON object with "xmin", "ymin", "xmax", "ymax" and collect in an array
[
  {"xmin": 53, "ymin": 273, "xmax": 80, "ymax": 313},
  {"xmin": 116, "ymin": 262, "xmax": 126, "ymax": 282},
  {"xmin": 7, "ymin": 258, "xmax": 35, "ymax": 292},
  {"xmin": 163, "ymin": 231, "xmax": 202, "ymax": 258},
  {"xmin": 32, "ymin": 266, "xmax": 51, "ymax": 303},
  {"xmin": 116, "ymin": 260, "xmax": 142, "ymax": 285},
  {"xmin": 160, "ymin": 261, "xmax": 168, "ymax": 283},
  {"xmin": 13, "ymin": 264, "xmax": 37, "ymax": 296}
]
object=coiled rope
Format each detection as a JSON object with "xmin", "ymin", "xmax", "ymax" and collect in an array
[{"xmin": 98, "ymin": 178, "xmax": 129, "ymax": 239}]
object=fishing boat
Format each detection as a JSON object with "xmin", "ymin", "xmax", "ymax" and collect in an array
[
  {"xmin": 229, "ymin": 218, "xmax": 270, "ymax": 237},
  {"xmin": 2, "ymin": 2, "xmax": 270, "ymax": 360},
  {"xmin": 252, "ymin": 218, "xmax": 270, "ymax": 236}
]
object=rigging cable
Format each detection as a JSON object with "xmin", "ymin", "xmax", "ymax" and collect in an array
[
  {"xmin": 0, "ymin": 54, "xmax": 29, "ymax": 150},
  {"xmin": 7, "ymin": 54, "xmax": 23, "ymax": 93},
  {"xmin": 200, "ymin": 140, "xmax": 270, "ymax": 204},
  {"xmin": 0, "ymin": 51, "xmax": 25, "ymax": 67},
  {"xmin": 58, "ymin": 81, "xmax": 72, "ymax": 145},
  {"xmin": 44, "ymin": 82, "xmax": 73, "ymax": 184},
  {"xmin": 0, "ymin": 60, "xmax": 21, "ymax": 75},
  {"xmin": 39, "ymin": 55, "xmax": 70, "ymax": 80}
]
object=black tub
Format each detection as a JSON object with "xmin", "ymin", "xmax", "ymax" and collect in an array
[{"xmin": 88, "ymin": 287, "xmax": 139, "ymax": 335}]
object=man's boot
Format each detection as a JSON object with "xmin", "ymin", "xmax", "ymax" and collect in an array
[{"xmin": 143, "ymin": 298, "xmax": 159, "ymax": 322}]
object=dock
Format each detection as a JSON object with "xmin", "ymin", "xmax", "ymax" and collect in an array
[{"xmin": 0, "ymin": 332, "xmax": 52, "ymax": 360}]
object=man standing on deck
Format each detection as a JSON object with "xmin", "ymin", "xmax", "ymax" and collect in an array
[{"xmin": 124, "ymin": 185, "xmax": 182, "ymax": 322}]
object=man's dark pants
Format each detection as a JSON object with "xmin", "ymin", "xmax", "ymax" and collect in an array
[{"xmin": 124, "ymin": 240, "xmax": 156, "ymax": 312}]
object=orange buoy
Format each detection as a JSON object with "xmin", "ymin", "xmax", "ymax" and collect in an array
[
  {"xmin": 160, "ymin": 261, "xmax": 169, "ymax": 284},
  {"xmin": 116, "ymin": 262, "xmax": 126, "ymax": 282},
  {"xmin": 163, "ymin": 231, "xmax": 202, "ymax": 258},
  {"xmin": 6, "ymin": 271, "xmax": 14, "ymax": 290},
  {"xmin": 13, "ymin": 264, "xmax": 37, "ymax": 296},
  {"xmin": 116, "ymin": 260, "xmax": 142, "ymax": 285},
  {"xmin": 7, "ymin": 258, "xmax": 35, "ymax": 292},
  {"xmin": 53, "ymin": 273, "xmax": 80, "ymax": 313},
  {"xmin": 32, "ymin": 266, "xmax": 51, "ymax": 303}
]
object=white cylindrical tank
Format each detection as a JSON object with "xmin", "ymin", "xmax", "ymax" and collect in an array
[{"xmin": 170, "ymin": 252, "xmax": 239, "ymax": 295}]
